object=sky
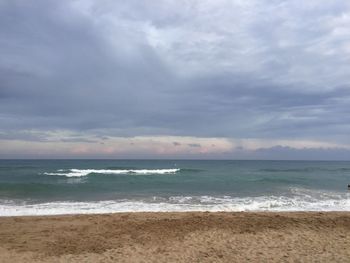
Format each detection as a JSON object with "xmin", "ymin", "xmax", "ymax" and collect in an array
[{"xmin": 1, "ymin": 0, "xmax": 350, "ymax": 159}]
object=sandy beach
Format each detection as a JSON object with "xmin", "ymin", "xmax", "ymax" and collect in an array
[{"xmin": 0, "ymin": 212, "xmax": 349, "ymax": 262}]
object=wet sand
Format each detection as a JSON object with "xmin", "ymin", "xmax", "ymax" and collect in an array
[{"xmin": 0, "ymin": 212, "xmax": 350, "ymax": 262}]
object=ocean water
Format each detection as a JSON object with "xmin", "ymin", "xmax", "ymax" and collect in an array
[{"xmin": 0, "ymin": 160, "xmax": 349, "ymax": 216}]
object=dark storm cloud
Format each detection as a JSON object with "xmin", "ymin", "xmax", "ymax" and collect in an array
[
  {"xmin": 1, "ymin": 0, "xmax": 350, "ymax": 158},
  {"xmin": 0, "ymin": 0, "xmax": 176, "ymax": 133}
]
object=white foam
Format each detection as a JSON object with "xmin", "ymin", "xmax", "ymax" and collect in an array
[
  {"xmin": 1, "ymin": 190, "xmax": 349, "ymax": 216},
  {"xmin": 43, "ymin": 168, "xmax": 180, "ymax": 177}
]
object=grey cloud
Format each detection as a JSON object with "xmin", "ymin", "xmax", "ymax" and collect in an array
[
  {"xmin": 60, "ymin": 138, "xmax": 98, "ymax": 143},
  {"xmin": 188, "ymin": 143, "xmax": 201, "ymax": 148},
  {"xmin": 252, "ymin": 146, "xmax": 350, "ymax": 161},
  {"xmin": 1, "ymin": 0, "xmax": 350, "ymax": 158},
  {"xmin": 0, "ymin": 131, "xmax": 50, "ymax": 142}
]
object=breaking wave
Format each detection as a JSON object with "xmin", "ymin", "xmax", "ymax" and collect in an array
[
  {"xmin": 1, "ymin": 188, "xmax": 349, "ymax": 216},
  {"xmin": 43, "ymin": 168, "xmax": 180, "ymax": 177}
]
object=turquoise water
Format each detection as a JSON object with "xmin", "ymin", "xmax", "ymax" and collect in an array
[{"xmin": 0, "ymin": 160, "xmax": 349, "ymax": 215}]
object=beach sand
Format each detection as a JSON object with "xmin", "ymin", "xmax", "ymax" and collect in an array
[{"xmin": 0, "ymin": 212, "xmax": 349, "ymax": 262}]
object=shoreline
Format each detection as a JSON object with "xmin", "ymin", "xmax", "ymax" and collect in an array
[
  {"xmin": 0, "ymin": 211, "xmax": 350, "ymax": 262},
  {"xmin": 0, "ymin": 210, "xmax": 350, "ymax": 218}
]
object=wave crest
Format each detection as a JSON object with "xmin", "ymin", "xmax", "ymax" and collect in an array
[{"xmin": 43, "ymin": 168, "xmax": 180, "ymax": 177}]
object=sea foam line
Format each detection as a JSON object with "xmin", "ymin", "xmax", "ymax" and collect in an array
[
  {"xmin": 1, "ymin": 193, "xmax": 349, "ymax": 216},
  {"xmin": 43, "ymin": 168, "xmax": 180, "ymax": 177}
]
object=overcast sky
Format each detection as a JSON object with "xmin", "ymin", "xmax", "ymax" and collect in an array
[{"xmin": 1, "ymin": 0, "xmax": 350, "ymax": 159}]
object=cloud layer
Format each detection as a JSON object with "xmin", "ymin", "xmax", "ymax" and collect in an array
[{"xmin": 1, "ymin": 0, "xmax": 350, "ymax": 158}]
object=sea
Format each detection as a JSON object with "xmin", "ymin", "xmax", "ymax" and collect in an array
[{"xmin": 0, "ymin": 159, "xmax": 349, "ymax": 216}]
